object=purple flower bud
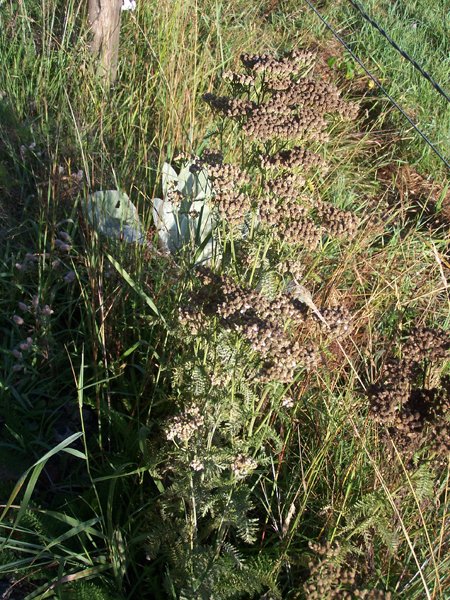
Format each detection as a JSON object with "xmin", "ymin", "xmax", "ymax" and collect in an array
[
  {"xmin": 52, "ymin": 259, "xmax": 62, "ymax": 270},
  {"xmin": 12, "ymin": 364, "xmax": 24, "ymax": 373},
  {"xmin": 15, "ymin": 263, "xmax": 23, "ymax": 270},
  {"xmin": 32, "ymin": 295, "xmax": 39, "ymax": 309},
  {"xmin": 19, "ymin": 338, "xmax": 33, "ymax": 351},
  {"xmin": 13, "ymin": 315, "xmax": 24, "ymax": 326},
  {"xmin": 18, "ymin": 302, "xmax": 28, "ymax": 312},
  {"xmin": 55, "ymin": 240, "xmax": 71, "ymax": 252},
  {"xmin": 64, "ymin": 270, "xmax": 76, "ymax": 283},
  {"xmin": 58, "ymin": 231, "xmax": 71, "ymax": 243},
  {"xmin": 12, "ymin": 349, "xmax": 22, "ymax": 359},
  {"xmin": 41, "ymin": 305, "xmax": 53, "ymax": 316},
  {"xmin": 25, "ymin": 253, "xmax": 38, "ymax": 262}
]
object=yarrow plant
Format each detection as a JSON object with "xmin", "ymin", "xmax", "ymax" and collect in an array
[{"xmin": 138, "ymin": 47, "xmax": 376, "ymax": 598}]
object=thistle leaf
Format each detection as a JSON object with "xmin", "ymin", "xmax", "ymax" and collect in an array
[
  {"xmin": 177, "ymin": 163, "xmax": 212, "ymax": 201},
  {"xmin": 84, "ymin": 190, "xmax": 145, "ymax": 244},
  {"xmin": 162, "ymin": 162, "xmax": 179, "ymax": 198},
  {"xmin": 154, "ymin": 161, "xmax": 219, "ymax": 264}
]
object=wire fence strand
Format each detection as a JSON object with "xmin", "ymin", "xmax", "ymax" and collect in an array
[
  {"xmin": 347, "ymin": 0, "xmax": 450, "ymax": 104},
  {"xmin": 302, "ymin": 0, "xmax": 450, "ymax": 171}
]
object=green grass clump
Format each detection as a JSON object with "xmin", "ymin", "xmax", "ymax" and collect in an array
[
  {"xmin": 0, "ymin": 1, "xmax": 449, "ymax": 599},
  {"xmin": 325, "ymin": 0, "xmax": 450, "ymax": 174}
]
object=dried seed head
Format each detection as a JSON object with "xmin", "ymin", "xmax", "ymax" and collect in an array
[
  {"xmin": 195, "ymin": 159, "xmax": 252, "ymax": 226},
  {"xmin": 316, "ymin": 201, "xmax": 360, "ymax": 237},
  {"xmin": 165, "ymin": 405, "xmax": 205, "ymax": 443},
  {"xmin": 181, "ymin": 268, "xmax": 318, "ymax": 382},
  {"xmin": 242, "ymin": 104, "xmax": 328, "ymax": 142},
  {"xmin": 402, "ymin": 327, "xmax": 450, "ymax": 364},
  {"xmin": 263, "ymin": 173, "xmax": 306, "ymax": 200},
  {"xmin": 231, "ymin": 454, "xmax": 258, "ymax": 479},
  {"xmin": 368, "ymin": 328, "xmax": 450, "ymax": 459},
  {"xmin": 222, "ymin": 70, "xmax": 255, "ymax": 86},
  {"xmin": 261, "ymin": 146, "xmax": 327, "ymax": 173},
  {"xmin": 240, "ymin": 49, "xmax": 315, "ymax": 76},
  {"xmin": 319, "ymin": 306, "xmax": 352, "ymax": 338},
  {"xmin": 203, "ymin": 93, "xmax": 256, "ymax": 118},
  {"xmin": 178, "ymin": 305, "xmax": 208, "ymax": 335}
]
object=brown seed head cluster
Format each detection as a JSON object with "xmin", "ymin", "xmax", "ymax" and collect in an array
[
  {"xmin": 190, "ymin": 150, "xmax": 252, "ymax": 227},
  {"xmin": 205, "ymin": 156, "xmax": 252, "ymax": 227},
  {"xmin": 402, "ymin": 327, "xmax": 450, "ymax": 364},
  {"xmin": 259, "ymin": 196, "xmax": 321, "ymax": 249},
  {"xmin": 231, "ymin": 73, "xmax": 359, "ymax": 142},
  {"xmin": 368, "ymin": 327, "xmax": 450, "ymax": 458},
  {"xmin": 319, "ymin": 306, "xmax": 352, "ymax": 339},
  {"xmin": 242, "ymin": 103, "xmax": 329, "ymax": 143},
  {"xmin": 202, "ymin": 93, "xmax": 256, "ymax": 119},
  {"xmin": 316, "ymin": 201, "xmax": 360, "ymax": 238},
  {"xmin": 222, "ymin": 70, "xmax": 255, "ymax": 87},
  {"xmin": 240, "ymin": 49, "xmax": 316, "ymax": 75},
  {"xmin": 304, "ymin": 542, "xmax": 392, "ymax": 600},
  {"xmin": 262, "ymin": 173, "xmax": 306, "ymax": 200},
  {"xmin": 179, "ymin": 268, "xmax": 319, "ymax": 382},
  {"xmin": 260, "ymin": 146, "xmax": 327, "ymax": 173},
  {"xmin": 165, "ymin": 180, "xmax": 183, "ymax": 206},
  {"xmin": 273, "ymin": 78, "xmax": 359, "ymax": 119},
  {"xmin": 178, "ymin": 305, "xmax": 208, "ymax": 335},
  {"xmin": 202, "ymin": 49, "xmax": 360, "ymax": 244}
]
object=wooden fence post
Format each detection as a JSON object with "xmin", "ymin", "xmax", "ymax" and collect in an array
[{"xmin": 88, "ymin": 0, "xmax": 123, "ymax": 86}]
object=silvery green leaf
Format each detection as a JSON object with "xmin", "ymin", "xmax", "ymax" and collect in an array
[
  {"xmin": 162, "ymin": 162, "xmax": 179, "ymax": 199},
  {"xmin": 153, "ymin": 197, "xmax": 192, "ymax": 254},
  {"xmin": 193, "ymin": 167, "xmax": 213, "ymax": 200},
  {"xmin": 156, "ymin": 161, "xmax": 218, "ymax": 265},
  {"xmin": 189, "ymin": 201, "xmax": 221, "ymax": 264},
  {"xmin": 153, "ymin": 197, "xmax": 175, "ymax": 253},
  {"xmin": 194, "ymin": 237, "xmax": 216, "ymax": 265},
  {"xmin": 189, "ymin": 199, "xmax": 212, "ymax": 239},
  {"xmin": 85, "ymin": 190, "xmax": 145, "ymax": 243},
  {"xmin": 177, "ymin": 162, "xmax": 212, "ymax": 201}
]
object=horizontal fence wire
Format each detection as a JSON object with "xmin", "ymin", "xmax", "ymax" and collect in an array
[
  {"xmin": 302, "ymin": 0, "xmax": 450, "ymax": 171},
  {"xmin": 347, "ymin": 0, "xmax": 450, "ymax": 105}
]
